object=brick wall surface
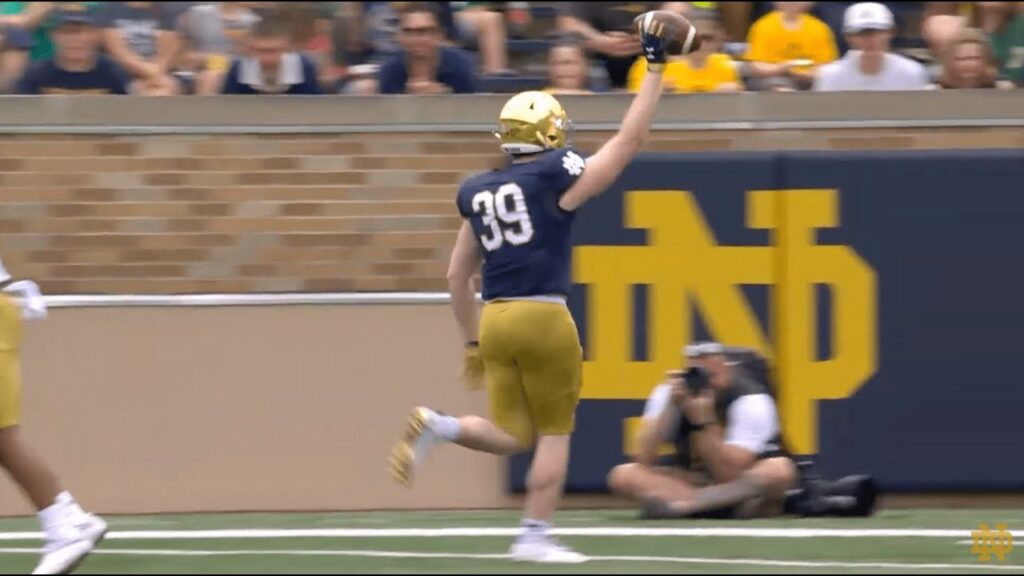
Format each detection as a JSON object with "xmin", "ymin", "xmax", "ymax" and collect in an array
[{"xmin": 1, "ymin": 127, "xmax": 1021, "ymax": 294}]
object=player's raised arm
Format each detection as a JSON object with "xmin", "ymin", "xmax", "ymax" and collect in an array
[{"xmin": 558, "ymin": 11, "xmax": 700, "ymax": 213}]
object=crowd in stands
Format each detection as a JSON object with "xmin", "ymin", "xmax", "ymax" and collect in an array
[{"xmin": 0, "ymin": 1, "xmax": 1020, "ymax": 96}]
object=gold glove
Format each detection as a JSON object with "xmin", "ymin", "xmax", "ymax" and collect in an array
[{"xmin": 463, "ymin": 342, "xmax": 485, "ymax": 390}]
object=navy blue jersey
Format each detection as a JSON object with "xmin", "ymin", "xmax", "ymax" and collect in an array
[
  {"xmin": 456, "ymin": 147, "xmax": 587, "ymax": 301},
  {"xmin": 16, "ymin": 56, "xmax": 129, "ymax": 95}
]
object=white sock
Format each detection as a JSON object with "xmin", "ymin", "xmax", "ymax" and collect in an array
[
  {"xmin": 519, "ymin": 518, "xmax": 550, "ymax": 541},
  {"xmin": 38, "ymin": 499, "xmax": 76, "ymax": 541},
  {"xmin": 56, "ymin": 491, "xmax": 87, "ymax": 522},
  {"xmin": 430, "ymin": 413, "xmax": 461, "ymax": 442}
]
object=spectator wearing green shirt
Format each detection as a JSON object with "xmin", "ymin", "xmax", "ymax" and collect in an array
[
  {"xmin": 0, "ymin": 6, "xmax": 31, "ymax": 89},
  {"xmin": 933, "ymin": 26, "xmax": 1015, "ymax": 88},
  {"xmin": 1, "ymin": 2, "xmax": 55, "ymax": 61},
  {"xmin": 985, "ymin": 1, "xmax": 1024, "ymax": 86},
  {"xmin": 0, "ymin": 2, "xmax": 102, "ymax": 60}
]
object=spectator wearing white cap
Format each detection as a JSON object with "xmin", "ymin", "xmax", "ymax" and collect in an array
[{"xmin": 814, "ymin": 2, "xmax": 929, "ymax": 91}]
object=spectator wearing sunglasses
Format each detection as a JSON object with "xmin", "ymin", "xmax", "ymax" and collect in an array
[{"xmin": 377, "ymin": 2, "xmax": 476, "ymax": 94}]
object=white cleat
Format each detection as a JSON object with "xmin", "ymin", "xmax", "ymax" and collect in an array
[
  {"xmin": 510, "ymin": 537, "xmax": 588, "ymax": 564},
  {"xmin": 388, "ymin": 407, "xmax": 440, "ymax": 487},
  {"xmin": 32, "ymin": 515, "xmax": 108, "ymax": 575},
  {"xmin": 78, "ymin": 514, "xmax": 109, "ymax": 548},
  {"xmin": 32, "ymin": 539, "xmax": 94, "ymax": 575}
]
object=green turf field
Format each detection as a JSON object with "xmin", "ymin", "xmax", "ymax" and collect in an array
[{"xmin": 1, "ymin": 509, "xmax": 1022, "ymax": 574}]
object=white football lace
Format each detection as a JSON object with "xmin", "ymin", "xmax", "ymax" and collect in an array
[{"xmin": 681, "ymin": 24, "xmax": 697, "ymax": 54}]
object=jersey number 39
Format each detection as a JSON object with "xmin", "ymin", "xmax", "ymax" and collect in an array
[{"xmin": 471, "ymin": 183, "xmax": 534, "ymax": 251}]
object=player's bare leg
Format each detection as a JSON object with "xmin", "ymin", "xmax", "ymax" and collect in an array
[
  {"xmin": 507, "ymin": 434, "xmax": 585, "ymax": 563},
  {"xmin": 389, "ymin": 409, "xmax": 524, "ymax": 486},
  {"xmin": 0, "ymin": 427, "xmax": 107, "ymax": 575},
  {"xmin": 451, "ymin": 415, "xmax": 523, "ymax": 454},
  {"xmin": 0, "ymin": 427, "xmax": 61, "ymax": 509},
  {"xmin": 522, "ymin": 435, "xmax": 569, "ymax": 522},
  {"xmin": 389, "ymin": 412, "xmax": 584, "ymax": 563}
]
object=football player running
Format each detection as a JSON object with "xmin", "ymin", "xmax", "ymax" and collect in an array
[
  {"xmin": 390, "ymin": 11, "xmax": 679, "ymax": 565},
  {"xmin": 0, "ymin": 257, "xmax": 107, "ymax": 574}
]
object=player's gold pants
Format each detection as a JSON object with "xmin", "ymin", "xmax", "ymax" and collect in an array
[
  {"xmin": 0, "ymin": 295, "xmax": 22, "ymax": 430},
  {"xmin": 479, "ymin": 300, "xmax": 582, "ymax": 447}
]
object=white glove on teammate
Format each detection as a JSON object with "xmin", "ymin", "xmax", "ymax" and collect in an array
[{"xmin": 2, "ymin": 280, "xmax": 48, "ymax": 320}]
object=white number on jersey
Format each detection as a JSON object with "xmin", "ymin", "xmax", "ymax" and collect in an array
[
  {"xmin": 470, "ymin": 183, "xmax": 535, "ymax": 252},
  {"xmin": 562, "ymin": 151, "xmax": 585, "ymax": 177}
]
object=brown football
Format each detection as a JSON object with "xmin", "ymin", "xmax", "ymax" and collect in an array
[{"xmin": 633, "ymin": 10, "xmax": 702, "ymax": 55}]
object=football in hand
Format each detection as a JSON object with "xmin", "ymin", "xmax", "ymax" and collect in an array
[{"xmin": 634, "ymin": 10, "xmax": 703, "ymax": 55}]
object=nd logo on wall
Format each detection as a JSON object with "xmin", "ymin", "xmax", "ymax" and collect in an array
[{"xmin": 574, "ymin": 189, "xmax": 878, "ymax": 456}]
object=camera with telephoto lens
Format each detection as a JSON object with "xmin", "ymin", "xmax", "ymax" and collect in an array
[{"xmin": 681, "ymin": 365, "xmax": 710, "ymax": 396}]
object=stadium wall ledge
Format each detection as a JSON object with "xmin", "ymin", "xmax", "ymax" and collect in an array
[{"xmin": 1, "ymin": 91, "xmax": 1022, "ymax": 134}]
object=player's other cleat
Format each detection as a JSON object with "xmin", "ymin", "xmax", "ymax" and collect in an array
[
  {"xmin": 32, "ymin": 514, "xmax": 108, "ymax": 575},
  {"xmin": 388, "ymin": 407, "xmax": 441, "ymax": 487},
  {"xmin": 509, "ymin": 537, "xmax": 588, "ymax": 564},
  {"xmin": 77, "ymin": 514, "xmax": 108, "ymax": 549}
]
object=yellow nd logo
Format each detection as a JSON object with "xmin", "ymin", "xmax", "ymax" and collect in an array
[
  {"xmin": 972, "ymin": 523, "xmax": 1013, "ymax": 562},
  {"xmin": 575, "ymin": 189, "xmax": 878, "ymax": 456}
]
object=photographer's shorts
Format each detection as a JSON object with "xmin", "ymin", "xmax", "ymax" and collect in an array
[
  {"xmin": 479, "ymin": 300, "xmax": 583, "ymax": 446},
  {"xmin": 0, "ymin": 296, "xmax": 22, "ymax": 430}
]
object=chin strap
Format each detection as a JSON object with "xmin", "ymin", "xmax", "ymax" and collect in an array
[{"xmin": 501, "ymin": 142, "xmax": 547, "ymax": 156}]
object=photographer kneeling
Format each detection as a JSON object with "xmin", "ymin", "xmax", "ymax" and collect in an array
[{"xmin": 608, "ymin": 342, "xmax": 797, "ymax": 519}]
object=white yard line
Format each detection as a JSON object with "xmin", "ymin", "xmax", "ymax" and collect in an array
[
  {"xmin": 1, "ymin": 527, "xmax": 1021, "ymax": 541},
  {"xmin": 0, "ymin": 547, "xmax": 1022, "ymax": 572}
]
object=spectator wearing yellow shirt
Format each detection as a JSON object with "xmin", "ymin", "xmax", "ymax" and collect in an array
[
  {"xmin": 744, "ymin": 2, "xmax": 838, "ymax": 90},
  {"xmin": 626, "ymin": 16, "xmax": 742, "ymax": 93}
]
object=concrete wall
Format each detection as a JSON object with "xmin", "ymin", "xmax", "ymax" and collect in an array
[{"xmin": 0, "ymin": 303, "xmax": 518, "ymax": 516}]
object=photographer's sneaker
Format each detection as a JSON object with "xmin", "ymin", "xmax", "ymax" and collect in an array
[
  {"xmin": 33, "ymin": 515, "xmax": 107, "ymax": 575},
  {"xmin": 510, "ymin": 536, "xmax": 588, "ymax": 564},
  {"xmin": 640, "ymin": 497, "xmax": 678, "ymax": 520},
  {"xmin": 389, "ymin": 407, "xmax": 442, "ymax": 487}
]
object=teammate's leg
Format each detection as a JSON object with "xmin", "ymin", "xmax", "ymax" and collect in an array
[
  {"xmin": 0, "ymin": 426, "xmax": 61, "ymax": 509},
  {"xmin": 0, "ymin": 298, "xmax": 106, "ymax": 575},
  {"xmin": 0, "ymin": 429, "xmax": 108, "ymax": 575}
]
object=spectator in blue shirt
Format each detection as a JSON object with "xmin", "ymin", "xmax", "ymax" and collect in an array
[
  {"xmin": 15, "ymin": 5, "xmax": 130, "ymax": 95},
  {"xmin": 378, "ymin": 2, "xmax": 476, "ymax": 94},
  {"xmin": 221, "ymin": 16, "xmax": 322, "ymax": 95}
]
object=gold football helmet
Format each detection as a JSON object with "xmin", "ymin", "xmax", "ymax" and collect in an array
[{"xmin": 494, "ymin": 91, "xmax": 572, "ymax": 156}]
